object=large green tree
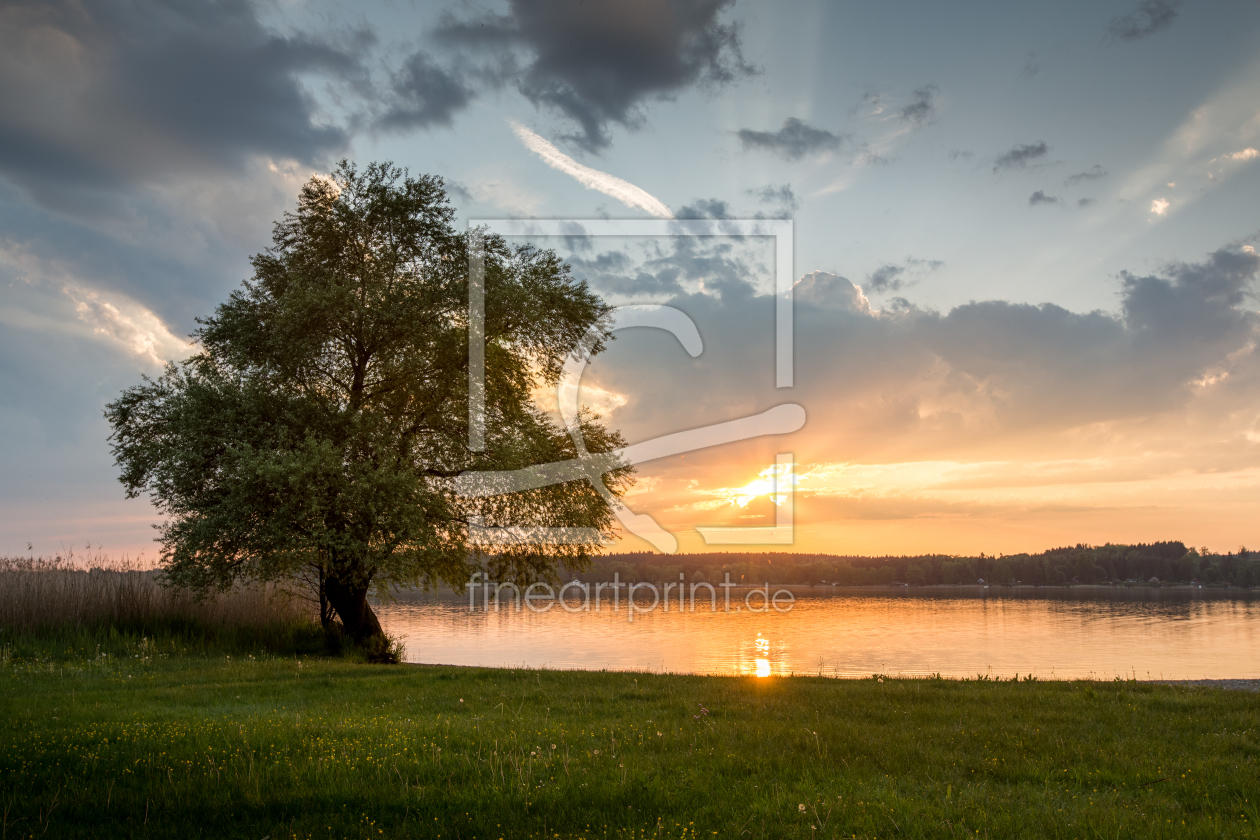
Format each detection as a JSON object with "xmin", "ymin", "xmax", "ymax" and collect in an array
[{"xmin": 106, "ymin": 161, "xmax": 631, "ymax": 647}]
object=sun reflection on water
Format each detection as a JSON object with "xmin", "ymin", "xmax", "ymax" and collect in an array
[{"xmin": 751, "ymin": 632, "xmax": 774, "ymax": 677}]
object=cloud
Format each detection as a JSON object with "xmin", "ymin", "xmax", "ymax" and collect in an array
[
  {"xmin": 375, "ymin": 51, "xmax": 472, "ymax": 131},
  {"xmin": 793, "ymin": 271, "xmax": 871, "ymax": 313},
  {"xmin": 675, "ymin": 198, "xmax": 733, "ymax": 219},
  {"xmin": 0, "ymin": 250, "xmax": 201, "ymax": 554},
  {"xmin": 509, "ymin": 121, "xmax": 672, "ymax": 217},
  {"xmin": 0, "ymin": 161, "xmax": 305, "ymax": 328},
  {"xmin": 1078, "ymin": 197, "xmax": 1097, "ymax": 208},
  {"xmin": 867, "ymin": 265, "xmax": 905, "ymax": 293},
  {"xmin": 1106, "ymin": 0, "xmax": 1182, "ymax": 42},
  {"xmin": 855, "ymin": 146, "xmax": 891, "ymax": 167},
  {"xmin": 1215, "ymin": 148, "xmax": 1260, "ymax": 162},
  {"xmin": 1151, "ymin": 198, "xmax": 1170, "ymax": 216},
  {"xmin": 737, "ymin": 118, "xmax": 845, "ymax": 160},
  {"xmin": 855, "ymin": 85, "xmax": 939, "ymax": 131},
  {"xmin": 437, "ymin": 0, "xmax": 755, "ymax": 151},
  {"xmin": 569, "ymin": 260, "xmax": 684, "ymax": 298},
  {"xmin": 640, "ymin": 237, "xmax": 764, "ymax": 299},
  {"xmin": 1029, "ymin": 190, "xmax": 1062, "ymax": 206},
  {"xmin": 746, "ymin": 184, "xmax": 800, "ymax": 215},
  {"xmin": 466, "ymin": 177, "xmax": 544, "ymax": 217},
  {"xmin": 444, "ymin": 180, "xmax": 474, "ymax": 204},
  {"xmin": 899, "ymin": 85, "xmax": 939, "ymax": 126},
  {"xmin": 1, "ymin": 242, "xmax": 189, "ymax": 369},
  {"xmin": 587, "ymin": 242, "xmax": 1260, "ymax": 483},
  {"xmin": 562, "ymin": 235, "xmax": 769, "ymax": 303},
  {"xmin": 878, "ymin": 246, "xmax": 1259, "ymax": 440},
  {"xmin": 856, "ymin": 90, "xmax": 891, "ymax": 119},
  {"xmin": 993, "ymin": 142, "xmax": 1049, "ymax": 172},
  {"xmin": 1120, "ymin": 249, "xmax": 1258, "ymax": 344},
  {"xmin": 865, "ymin": 257, "xmax": 944, "ymax": 293},
  {"xmin": 0, "ymin": 0, "xmax": 369, "ymax": 199},
  {"xmin": 1065, "ymin": 165, "xmax": 1109, "ymax": 186},
  {"xmin": 63, "ymin": 285, "xmax": 190, "ymax": 368}
]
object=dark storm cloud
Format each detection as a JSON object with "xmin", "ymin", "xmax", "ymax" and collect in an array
[
  {"xmin": 993, "ymin": 141, "xmax": 1049, "ymax": 172},
  {"xmin": 376, "ymin": 51, "xmax": 473, "ymax": 131},
  {"xmin": 436, "ymin": 0, "xmax": 755, "ymax": 152},
  {"xmin": 1029, "ymin": 190, "xmax": 1061, "ymax": 206},
  {"xmin": 1065, "ymin": 165, "xmax": 1108, "ymax": 186},
  {"xmin": 1106, "ymin": 0, "xmax": 1182, "ymax": 42},
  {"xmin": 0, "ymin": 0, "xmax": 372, "ymax": 197},
  {"xmin": 900, "ymin": 85, "xmax": 938, "ymax": 126},
  {"xmin": 746, "ymin": 184, "xmax": 800, "ymax": 215},
  {"xmin": 738, "ymin": 119, "xmax": 846, "ymax": 161}
]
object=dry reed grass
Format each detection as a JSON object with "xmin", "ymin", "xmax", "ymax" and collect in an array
[{"xmin": 0, "ymin": 551, "xmax": 313, "ymax": 637}]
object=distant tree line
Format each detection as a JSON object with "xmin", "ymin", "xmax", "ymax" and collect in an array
[{"xmin": 557, "ymin": 542, "xmax": 1260, "ymax": 588}]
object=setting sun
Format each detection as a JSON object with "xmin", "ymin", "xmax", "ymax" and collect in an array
[{"xmin": 721, "ymin": 463, "xmax": 798, "ymax": 509}]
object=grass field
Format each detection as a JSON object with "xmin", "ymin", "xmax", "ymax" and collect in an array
[{"xmin": 2, "ymin": 637, "xmax": 1258, "ymax": 840}]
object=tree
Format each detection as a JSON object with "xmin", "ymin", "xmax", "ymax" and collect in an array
[
  {"xmin": 106, "ymin": 161, "xmax": 632, "ymax": 650},
  {"xmin": 1175, "ymin": 552, "xmax": 1201, "ymax": 582}
]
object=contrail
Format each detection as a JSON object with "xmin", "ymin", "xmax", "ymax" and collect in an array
[{"xmin": 509, "ymin": 120, "xmax": 673, "ymax": 219}]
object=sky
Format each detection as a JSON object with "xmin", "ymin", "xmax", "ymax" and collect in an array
[{"xmin": 2, "ymin": 0, "xmax": 1260, "ymax": 559}]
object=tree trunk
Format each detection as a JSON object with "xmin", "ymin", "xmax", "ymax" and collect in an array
[
  {"xmin": 317, "ymin": 569, "xmax": 334, "ymax": 629},
  {"xmin": 324, "ymin": 575, "xmax": 385, "ymax": 643}
]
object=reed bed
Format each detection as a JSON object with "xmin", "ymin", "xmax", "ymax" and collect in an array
[{"xmin": 0, "ymin": 553, "xmax": 319, "ymax": 656}]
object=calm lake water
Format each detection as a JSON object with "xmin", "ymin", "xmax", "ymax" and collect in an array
[{"xmin": 377, "ymin": 590, "xmax": 1260, "ymax": 680}]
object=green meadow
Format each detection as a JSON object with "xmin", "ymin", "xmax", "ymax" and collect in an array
[{"xmin": 2, "ymin": 635, "xmax": 1258, "ymax": 840}]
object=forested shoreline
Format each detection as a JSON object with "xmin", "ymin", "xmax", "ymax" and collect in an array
[{"xmin": 558, "ymin": 542, "xmax": 1260, "ymax": 588}]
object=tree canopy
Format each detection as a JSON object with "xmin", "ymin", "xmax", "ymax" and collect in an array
[{"xmin": 106, "ymin": 161, "xmax": 631, "ymax": 647}]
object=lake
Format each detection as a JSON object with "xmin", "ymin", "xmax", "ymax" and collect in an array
[{"xmin": 377, "ymin": 589, "xmax": 1260, "ymax": 680}]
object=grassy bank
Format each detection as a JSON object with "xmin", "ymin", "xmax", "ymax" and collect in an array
[{"xmin": 2, "ymin": 647, "xmax": 1257, "ymax": 840}]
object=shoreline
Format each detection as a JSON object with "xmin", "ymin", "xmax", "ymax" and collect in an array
[
  {"xmin": 389, "ymin": 581, "xmax": 1259, "ymax": 602},
  {"xmin": 394, "ymin": 661, "xmax": 1260, "ymax": 687}
]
